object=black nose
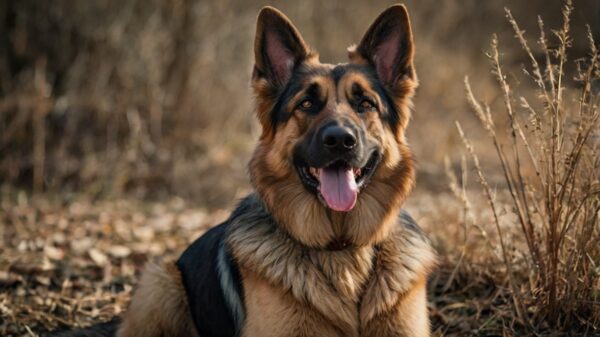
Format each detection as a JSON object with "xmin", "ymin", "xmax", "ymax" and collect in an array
[{"xmin": 321, "ymin": 125, "xmax": 357, "ymax": 153}]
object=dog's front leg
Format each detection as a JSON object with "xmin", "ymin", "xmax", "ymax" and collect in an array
[{"xmin": 361, "ymin": 277, "xmax": 431, "ymax": 337}]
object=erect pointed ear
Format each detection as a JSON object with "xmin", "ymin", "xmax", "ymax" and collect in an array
[
  {"xmin": 254, "ymin": 7, "xmax": 310, "ymax": 88},
  {"xmin": 351, "ymin": 5, "xmax": 415, "ymax": 88}
]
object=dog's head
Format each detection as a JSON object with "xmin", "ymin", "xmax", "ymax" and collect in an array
[{"xmin": 250, "ymin": 5, "xmax": 417, "ymax": 248}]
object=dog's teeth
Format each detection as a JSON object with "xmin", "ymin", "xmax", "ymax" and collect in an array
[
  {"xmin": 309, "ymin": 167, "xmax": 319, "ymax": 179},
  {"xmin": 354, "ymin": 168, "xmax": 361, "ymax": 177}
]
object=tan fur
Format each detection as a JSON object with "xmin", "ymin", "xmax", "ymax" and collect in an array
[
  {"xmin": 250, "ymin": 5, "xmax": 418, "ymax": 248},
  {"xmin": 361, "ymin": 277, "xmax": 430, "ymax": 336},
  {"xmin": 119, "ymin": 5, "xmax": 436, "ymax": 337},
  {"xmin": 117, "ymin": 261, "xmax": 199, "ymax": 337},
  {"xmin": 250, "ymin": 68, "xmax": 415, "ymax": 248},
  {"xmin": 240, "ymin": 6, "xmax": 435, "ymax": 335},
  {"xmin": 227, "ymin": 211, "xmax": 436, "ymax": 337},
  {"xmin": 241, "ymin": 270, "xmax": 344, "ymax": 337}
]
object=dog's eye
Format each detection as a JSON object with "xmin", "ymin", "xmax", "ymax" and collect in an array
[
  {"xmin": 358, "ymin": 99, "xmax": 376, "ymax": 112},
  {"xmin": 298, "ymin": 99, "xmax": 313, "ymax": 110}
]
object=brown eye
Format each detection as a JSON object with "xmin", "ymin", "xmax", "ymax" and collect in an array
[
  {"xmin": 299, "ymin": 99, "xmax": 313, "ymax": 110},
  {"xmin": 359, "ymin": 99, "xmax": 375, "ymax": 111}
]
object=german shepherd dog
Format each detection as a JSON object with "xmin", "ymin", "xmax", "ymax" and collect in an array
[{"xmin": 60, "ymin": 4, "xmax": 436, "ymax": 337}]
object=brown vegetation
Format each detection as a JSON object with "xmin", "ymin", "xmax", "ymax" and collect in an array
[
  {"xmin": 441, "ymin": 1, "xmax": 599, "ymax": 333},
  {"xmin": 1, "ymin": 0, "xmax": 599, "ymax": 336}
]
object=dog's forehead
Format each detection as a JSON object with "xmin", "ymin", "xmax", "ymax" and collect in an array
[{"xmin": 297, "ymin": 63, "xmax": 377, "ymax": 89}]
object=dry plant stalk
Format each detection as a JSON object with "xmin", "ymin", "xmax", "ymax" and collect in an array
[{"xmin": 459, "ymin": 0, "xmax": 600, "ymax": 332}]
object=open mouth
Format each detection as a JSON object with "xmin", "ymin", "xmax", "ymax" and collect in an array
[{"xmin": 295, "ymin": 151, "xmax": 380, "ymax": 212}]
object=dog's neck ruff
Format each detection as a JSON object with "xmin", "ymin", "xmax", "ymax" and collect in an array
[{"xmin": 226, "ymin": 194, "xmax": 436, "ymax": 335}]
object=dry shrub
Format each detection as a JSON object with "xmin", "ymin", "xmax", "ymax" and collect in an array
[
  {"xmin": 458, "ymin": 0, "xmax": 600, "ymax": 332},
  {"xmin": 0, "ymin": 0, "xmax": 257, "ymax": 205}
]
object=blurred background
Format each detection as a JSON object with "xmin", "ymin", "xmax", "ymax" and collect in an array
[
  {"xmin": 2, "ymin": 1, "xmax": 600, "ymax": 336},
  {"xmin": 1, "ymin": 0, "xmax": 598, "ymax": 208}
]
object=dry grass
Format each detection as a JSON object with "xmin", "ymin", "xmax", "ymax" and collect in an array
[{"xmin": 453, "ymin": 0, "xmax": 600, "ymax": 333}]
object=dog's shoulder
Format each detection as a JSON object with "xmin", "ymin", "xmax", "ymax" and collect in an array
[
  {"xmin": 381, "ymin": 209, "xmax": 437, "ymax": 275},
  {"xmin": 176, "ymin": 211, "xmax": 247, "ymax": 337},
  {"xmin": 397, "ymin": 209, "xmax": 429, "ymax": 242}
]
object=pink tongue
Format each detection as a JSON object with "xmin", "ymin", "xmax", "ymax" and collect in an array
[{"xmin": 319, "ymin": 167, "xmax": 358, "ymax": 212}]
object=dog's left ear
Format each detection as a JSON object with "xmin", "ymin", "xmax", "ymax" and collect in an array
[{"xmin": 350, "ymin": 5, "xmax": 415, "ymax": 88}]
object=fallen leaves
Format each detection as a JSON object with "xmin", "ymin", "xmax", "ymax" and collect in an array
[
  {"xmin": 0, "ymin": 191, "xmax": 227, "ymax": 336},
  {"xmin": 88, "ymin": 249, "xmax": 109, "ymax": 267}
]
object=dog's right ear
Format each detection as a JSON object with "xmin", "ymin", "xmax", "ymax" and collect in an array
[{"xmin": 253, "ymin": 7, "xmax": 310, "ymax": 89}]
